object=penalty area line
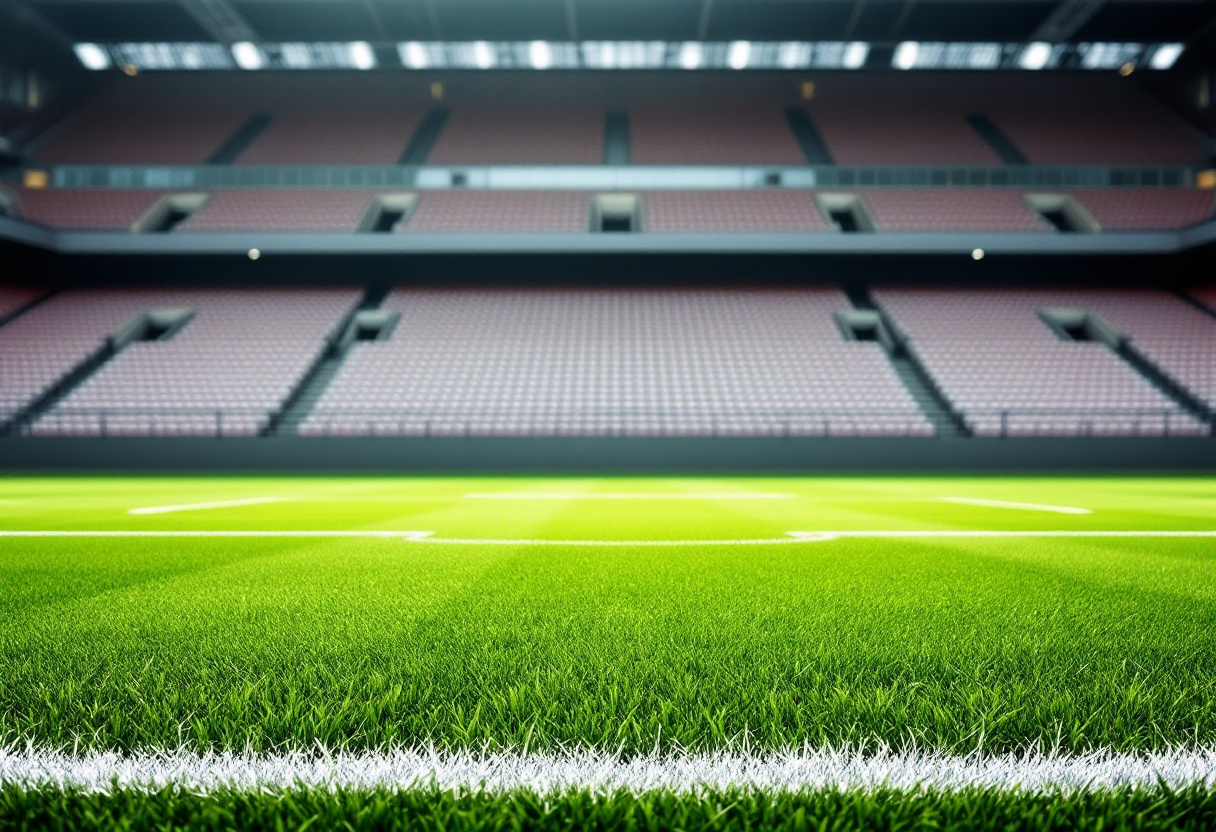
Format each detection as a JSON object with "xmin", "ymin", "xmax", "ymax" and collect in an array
[
  {"xmin": 942, "ymin": 497, "xmax": 1091, "ymax": 515},
  {"xmin": 128, "ymin": 497, "xmax": 285, "ymax": 515}
]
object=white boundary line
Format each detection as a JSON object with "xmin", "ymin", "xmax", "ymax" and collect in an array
[
  {"xmin": 1, "ymin": 747, "xmax": 1213, "ymax": 794},
  {"xmin": 1, "ymin": 530, "xmax": 1214, "ymax": 545},
  {"xmin": 463, "ymin": 493, "xmax": 795, "ymax": 500},
  {"xmin": 942, "ymin": 497, "xmax": 1091, "ymax": 515},
  {"xmin": 128, "ymin": 498, "xmax": 284, "ymax": 515},
  {"xmin": 787, "ymin": 530, "xmax": 1216, "ymax": 540},
  {"xmin": 0, "ymin": 530, "xmax": 438, "ymax": 539}
]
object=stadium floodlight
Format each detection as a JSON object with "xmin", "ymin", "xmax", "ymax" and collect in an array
[
  {"xmin": 842, "ymin": 41, "xmax": 869, "ymax": 69},
  {"xmin": 893, "ymin": 41, "xmax": 919, "ymax": 70},
  {"xmin": 400, "ymin": 41, "xmax": 428, "ymax": 69},
  {"xmin": 1149, "ymin": 43, "xmax": 1184, "ymax": 70},
  {"xmin": 777, "ymin": 42, "xmax": 811, "ymax": 69},
  {"xmin": 728, "ymin": 41, "xmax": 751, "ymax": 70},
  {"xmin": 348, "ymin": 41, "xmax": 376, "ymax": 70},
  {"xmin": 1018, "ymin": 42, "xmax": 1053, "ymax": 70},
  {"xmin": 678, "ymin": 42, "xmax": 702, "ymax": 69},
  {"xmin": 473, "ymin": 41, "xmax": 494, "ymax": 69},
  {"xmin": 529, "ymin": 41, "xmax": 553, "ymax": 69},
  {"xmin": 232, "ymin": 41, "xmax": 264, "ymax": 70},
  {"xmin": 74, "ymin": 43, "xmax": 111, "ymax": 71}
]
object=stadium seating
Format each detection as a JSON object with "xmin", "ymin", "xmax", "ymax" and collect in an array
[
  {"xmin": 405, "ymin": 191, "xmax": 591, "ymax": 232},
  {"xmin": 0, "ymin": 287, "xmax": 46, "ymax": 322},
  {"xmin": 986, "ymin": 83, "xmax": 1201, "ymax": 164},
  {"xmin": 860, "ymin": 191, "xmax": 1051, "ymax": 232},
  {"xmin": 235, "ymin": 105, "xmax": 426, "ymax": 165},
  {"xmin": 1, "ymin": 291, "xmax": 168, "ymax": 423},
  {"xmin": 641, "ymin": 191, "xmax": 833, "ymax": 232},
  {"xmin": 300, "ymin": 289, "xmax": 933, "ymax": 438},
  {"xmin": 628, "ymin": 107, "xmax": 806, "ymax": 165},
  {"xmin": 1193, "ymin": 289, "xmax": 1216, "ymax": 316},
  {"xmin": 11, "ymin": 290, "xmax": 358, "ymax": 437},
  {"xmin": 873, "ymin": 289, "xmax": 1207, "ymax": 437},
  {"xmin": 807, "ymin": 78, "xmax": 1000, "ymax": 165},
  {"xmin": 1057, "ymin": 290, "xmax": 1216, "ymax": 411},
  {"xmin": 1070, "ymin": 190, "xmax": 1215, "ymax": 230},
  {"xmin": 427, "ymin": 108, "xmax": 605, "ymax": 164},
  {"xmin": 176, "ymin": 190, "xmax": 374, "ymax": 232},
  {"xmin": 31, "ymin": 89, "xmax": 249, "ymax": 165},
  {"xmin": 16, "ymin": 189, "xmax": 164, "ymax": 230}
]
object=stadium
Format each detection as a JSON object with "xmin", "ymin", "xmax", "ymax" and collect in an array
[{"xmin": 1, "ymin": 0, "xmax": 1215, "ymax": 828}]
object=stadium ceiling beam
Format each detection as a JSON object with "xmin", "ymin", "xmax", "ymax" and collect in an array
[
  {"xmin": 696, "ymin": 0, "xmax": 714, "ymax": 41},
  {"xmin": 177, "ymin": 0, "xmax": 258, "ymax": 42},
  {"xmin": 887, "ymin": 0, "xmax": 917, "ymax": 40},
  {"xmin": 362, "ymin": 0, "xmax": 388, "ymax": 41},
  {"xmin": 565, "ymin": 0, "xmax": 578, "ymax": 42},
  {"xmin": 843, "ymin": 0, "xmax": 868, "ymax": 41},
  {"xmin": 422, "ymin": 0, "xmax": 443, "ymax": 39},
  {"xmin": 1031, "ymin": 0, "xmax": 1106, "ymax": 42},
  {"xmin": 8, "ymin": 0, "xmax": 76, "ymax": 51}
]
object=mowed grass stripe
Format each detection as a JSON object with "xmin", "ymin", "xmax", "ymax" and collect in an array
[
  {"xmin": 0, "ymin": 477, "xmax": 1213, "ymax": 756},
  {"xmin": 5, "ymin": 785, "xmax": 1215, "ymax": 832}
]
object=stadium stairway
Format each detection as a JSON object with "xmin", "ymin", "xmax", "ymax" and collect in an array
[
  {"xmin": 0, "ymin": 288, "xmax": 54, "ymax": 329},
  {"xmin": 1, "ymin": 336, "xmax": 115, "ymax": 436},
  {"xmin": 1114, "ymin": 340, "xmax": 1215, "ymax": 430},
  {"xmin": 604, "ymin": 111, "xmax": 630, "ymax": 164},
  {"xmin": 399, "ymin": 109, "xmax": 450, "ymax": 165},
  {"xmin": 268, "ymin": 285, "xmax": 388, "ymax": 436},
  {"xmin": 847, "ymin": 286, "xmax": 970, "ymax": 437},
  {"xmin": 965, "ymin": 113, "xmax": 1029, "ymax": 165}
]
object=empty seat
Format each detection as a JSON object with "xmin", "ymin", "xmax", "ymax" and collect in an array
[
  {"xmin": 861, "ymin": 191, "xmax": 1050, "ymax": 232},
  {"xmin": 176, "ymin": 191, "xmax": 375, "ymax": 232},
  {"xmin": 404, "ymin": 191, "xmax": 591, "ymax": 233},
  {"xmin": 1070, "ymin": 190, "xmax": 1215, "ymax": 230},
  {"xmin": 873, "ymin": 288, "xmax": 1206, "ymax": 437},
  {"xmin": 20, "ymin": 289, "xmax": 359, "ymax": 437},
  {"xmin": 301, "ymin": 289, "xmax": 933, "ymax": 438},
  {"xmin": 629, "ymin": 106, "xmax": 805, "ymax": 165},
  {"xmin": 16, "ymin": 190, "xmax": 164, "ymax": 231},
  {"xmin": 427, "ymin": 108, "xmax": 605, "ymax": 165},
  {"xmin": 642, "ymin": 191, "xmax": 833, "ymax": 232}
]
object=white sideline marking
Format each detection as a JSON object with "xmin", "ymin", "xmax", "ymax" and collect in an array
[
  {"xmin": 1, "ymin": 530, "xmax": 1215, "ymax": 545},
  {"xmin": 943, "ymin": 497, "xmax": 1092, "ymax": 515},
  {"xmin": 785, "ymin": 530, "xmax": 1216, "ymax": 540},
  {"xmin": 1, "ymin": 747, "xmax": 1212, "ymax": 794},
  {"xmin": 0, "ymin": 530, "xmax": 438, "ymax": 539},
  {"xmin": 464, "ymin": 493, "xmax": 794, "ymax": 500},
  {"xmin": 128, "ymin": 498, "xmax": 284, "ymax": 515}
]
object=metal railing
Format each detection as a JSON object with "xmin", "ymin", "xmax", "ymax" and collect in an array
[
  {"xmin": 964, "ymin": 408, "xmax": 1213, "ymax": 438},
  {"xmin": 8, "ymin": 407, "xmax": 1212, "ymax": 439},
  {"xmin": 13, "ymin": 406, "xmax": 935, "ymax": 439},
  {"xmin": 297, "ymin": 408, "xmax": 938, "ymax": 438},
  {"xmin": 14, "ymin": 408, "xmax": 273, "ymax": 439}
]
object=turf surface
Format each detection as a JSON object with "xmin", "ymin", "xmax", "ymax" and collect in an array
[
  {"xmin": 1, "ymin": 476, "xmax": 1213, "ymax": 756},
  {"xmin": 4, "ymin": 784, "xmax": 1215, "ymax": 832}
]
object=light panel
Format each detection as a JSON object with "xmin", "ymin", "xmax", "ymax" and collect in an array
[
  {"xmin": 1018, "ymin": 41, "xmax": 1054, "ymax": 70},
  {"xmin": 1149, "ymin": 43, "xmax": 1184, "ymax": 70},
  {"xmin": 73, "ymin": 43, "xmax": 111, "ymax": 71},
  {"xmin": 231, "ymin": 41, "xmax": 263, "ymax": 70},
  {"xmin": 74, "ymin": 41, "xmax": 1189, "ymax": 72},
  {"xmin": 349, "ymin": 42, "xmax": 376, "ymax": 70}
]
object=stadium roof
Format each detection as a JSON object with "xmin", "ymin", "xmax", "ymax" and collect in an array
[{"xmin": 15, "ymin": 0, "xmax": 1216, "ymax": 53}]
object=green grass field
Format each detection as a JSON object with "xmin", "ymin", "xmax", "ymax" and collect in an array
[{"xmin": 1, "ymin": 475, "xmax": 1214, "ymax": 829}]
